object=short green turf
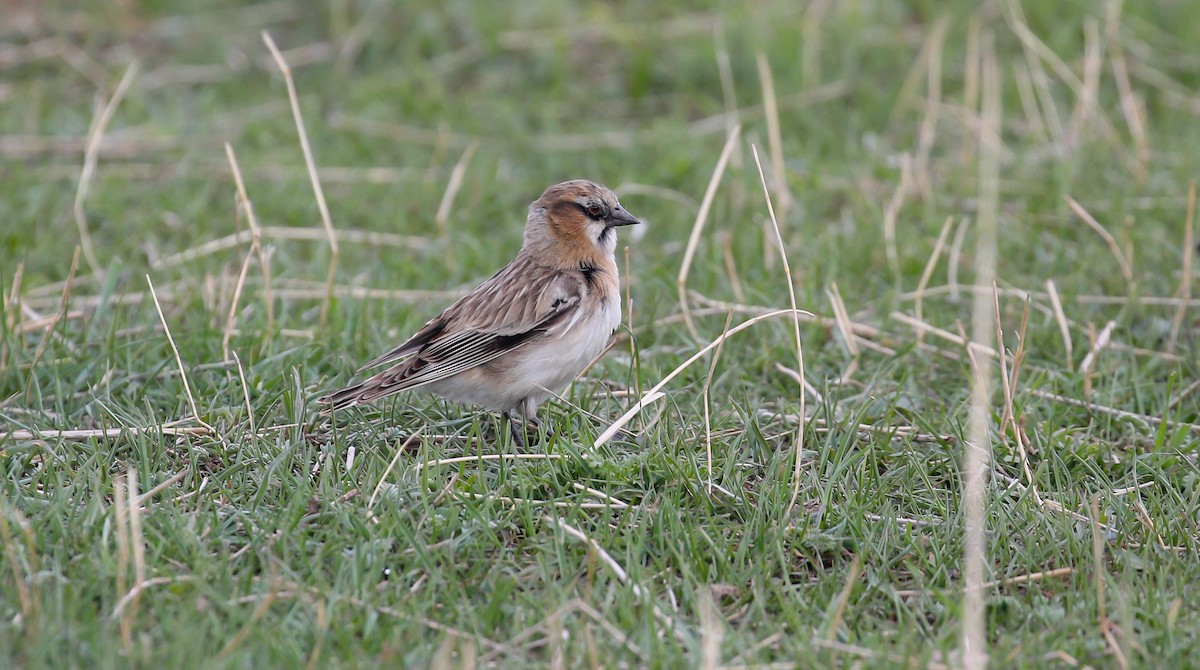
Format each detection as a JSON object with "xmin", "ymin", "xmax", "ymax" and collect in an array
[{"xmin": 2, "ymin": 2, "xmax": 1199, "ymax": 668}]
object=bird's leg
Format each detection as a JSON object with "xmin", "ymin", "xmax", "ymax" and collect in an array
[
  {"xmin": 502, "ymin": 410, "xmax": 527, "ymax": 448},
  {"xmin": 521, "ymin": 398, "xmax": 554, "ymax": 442}
]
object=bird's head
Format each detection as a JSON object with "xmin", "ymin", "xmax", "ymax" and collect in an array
[{"xmin": 524, "ymin": 179, "xmax": 640, "ymax": 264}]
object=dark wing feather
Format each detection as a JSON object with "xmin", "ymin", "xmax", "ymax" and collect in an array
[{"xmin": 321, "ymin": 257, "xmax": 583, "ymax": 410}]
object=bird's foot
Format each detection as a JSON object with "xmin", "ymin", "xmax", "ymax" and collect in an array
[{"xmin": 501, "ymin": 412, "xmax": 551, "ymax": 448}]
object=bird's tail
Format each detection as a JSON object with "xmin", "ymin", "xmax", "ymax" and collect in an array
[{"xmin": 317, "ymin": 381, "xmax": 369, "ymax": 414}]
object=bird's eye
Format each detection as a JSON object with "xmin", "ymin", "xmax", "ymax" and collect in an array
[{"xmin": 586, "ymin": 203, "xmax": 604, "ymax": 218}]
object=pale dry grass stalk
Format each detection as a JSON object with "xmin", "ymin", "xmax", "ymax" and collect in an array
[
  {"xmin": 0, "ymin": 504, "xmax": 38, "ymax": 633},
  {"xmin": 1168, "ymin": 180, "xmax": 1196, "ymax": 349},
  {"xmin": 456, "ymin": 492, "xmax": 626, "ymax": 511},
  {"xmin": 223, "ymin": 142, "xmax": 274, "ymax": 353},
  {"xmin": 677, "ymin": 124, "xmax": 742, "ymax": 340},
  {"xmin": 1065, "ymin": 195, "xmax": 1134, "ymax": 289},
  {"xmin": 961, "ymin": 17, "xmax": 983, "ymax": 164},
  {"xmin": 434, "ymin": 139, "xmax": 480, "ymax": 272},
  {"xmin": 1080, "ymin": 319, "xmax": 1117, "ymax": 399},
  {"xmin": 756, "ymin": 53, "xmax": 790, "ymax": 268},
  {"xmin": 0, "ymin": 425, "xmax": 211, "ymax": 441},
  {"xmin": 961, "ymin": 31, "xmax": 1001, "ymax": 670},
  {"xmin": 825, "ymin": 283, "xmax": 860, "ymax": 381},
  {"xmin": 154, "ymin": 227, "xmax": 429, "ymax": 269},
  {"xmin": 28, "ymin": 247, "xmax": 79, "ymax": 377},
  {"xmin": 1004, "ymin": 0, "xmax": 1123, "ymax": 151},
  {"xmin": 914, "ymin": 216, "xmax": 957, "ymax": 345},
  {"xmin": 75, "ymin": 60, "xmax": 138, "ymax": 276},
  {"xmin": 1092, "ymin": 497, "xmax": 1131, "ymax": 670},
  {"xmin": 414, "ymin": 452, "xmax": 566, "ymax": 474},
  {"xmin": 1004, "ymin": 0, "xmax": 1065, "ymax": 151},
  {"xmin": 146, "ymin": 275, "xmax": 213, "ymax": 432},
  {"xmin": 552, "ymin": 518, "xmax": 681, "ymax": 640},
  {"xmin": 913, "ymin": 18, "xmax": 948, "ymax": 201},
  {"xmin": 1044, "ymin": 279, "xmax": 1074, "ymax": 370},
  {"xmin": 751, "ymin": 145, "xmax": 807, "ymax": 518},
  {"xmin": 824, "ymin": 555, "xmax": 862, "ymax": 643},
  {"xmin": 1028, "ymin": 389, "xmax": 1200, "ymax": 434},
  {"xmin": 948, "ymin": 216, "xmax": 972, "ymax": 301},
  {"xmin": 1066, "ymin": 18, "xmax": 1102, "ymax": 148},
  {"xmin": 233, "ymin": 351, "xmax": 255, "ymax": 434},
  {"xmin": 702, "ymin": 311, "xmax": 734, "ymax": 495},
  {"xmin": 263, "ymin": 31, "xmax": 340, "ymax": 324},
  {"xmin": 882, "ymin": 153, "xmax": 914, "ymax": 282},
  {"xmin": 698, "ymin": 585, "xmax": 724, "ymax": 670},
  {"xmin": 712, "ymin": 23, "xmax": 742, "ymax": 174},
  {"xmin": 113, "ymin": 475, "xmax": 132, "ymax": 651},
  {"xmin": 800, "ymin": 0, "xmax": 830, "ymax": 87},
  {"xmin": 1012, "ymin": 62, "xmax": 1049, "ymax": 146},
  {"xmin": 1105, "ymin": 0, "xmax": 1150, "ymax": 170},
  {"xmin": 593, "ymin": 308, "xmax": 811, "ymax": 448},
  {"xmin": 570, "ymin": 483, "xmax": 629, "ymax": 509},
  {"xmin": 719, "ymin": 232, "xmax": 746, "ymax": 302},
  {"xmin": 366, "ymin": 429, "xmax": 426, "ymax": 508}
]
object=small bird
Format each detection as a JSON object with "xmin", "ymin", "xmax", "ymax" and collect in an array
[{"xmin": 320, "ymin": 180, "xmax": 641, "ymax": 444}]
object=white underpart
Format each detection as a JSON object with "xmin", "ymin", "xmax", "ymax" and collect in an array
[{"xmin": 425, "ymin": 267, "xmax": 621, "ymax": 417}]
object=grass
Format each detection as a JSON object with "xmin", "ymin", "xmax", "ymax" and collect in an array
[{"xmin": 2, "ymin": 1, "xmax": 1200, "ymax": 667}]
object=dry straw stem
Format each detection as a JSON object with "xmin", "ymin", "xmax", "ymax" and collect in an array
[
  {"xmin": 750, "ymin": 145, "xmax": 808, "ymax": 519},
  {"xmin": 913, "ymin": 215, "xmax": 956, "ymax": 346},
  {"xmin": 435, "ymin": 139, "xmax": 480, "ymax": 244},
  {"xmin": 1044, "ymin": 279, "xmax": 1074, "ymax": 370},
  {"xmin": 0, "ymin": 504, "xmax": 38, "ymax": 629},
  {"xmin": 1028, "ymin": 388, "xmax": 1200, "ymax": 434},
  {"xmin": 824, "ymin": 555, "xmax": 862, "ymax": 643},
  {"xmin": 233, "ymin": 351, "xmax": 255, "ymax": 434},
  {"xmin": 593, "ymin": 308, "xmax": 812, "ymax": 448},
  {"xmin": 1092, "ymin": 497, "xmax": 1132, "ymax": 670},
  {"xmin": 698, "ymin": 584, "xmax": 724, "ymax": 670},
  {"xmin": 755, "ymin": 53, "xmax": 791, "ymax": 257},
  {"xmin": 961, "ymin": 31, "xmax": 1001, "ymax": 670},
  {"xmin": 901, "ymin": 282, "xmax": 1200, "ymax": 308},
  {"xmin": 146, "ymin": 275, "xmax": 213, "ymax": 433},
  {"xmin": 455, "ymin": 492, "xmax": 626, "ymax": 511},
  {"xmin": 913, "ymin": 18, "xmax": 949, "ymax": 202},
  {"xmin": 223, "ymin": 142, "xmax": 274, "ymax": 350},
  {"xmin": 1067, "ymin": 18, "xmax": 1103, "ymax": 148},
  {"xmin": 1003, "ymin": 0, "xmax": 1124, "ymax": 153},
  {"xmin": 27, "ymin": 247, "xmax": 79, "ymax": 380},
  {"xmin": 0, "ymin": 425, "xmax": 210, "ymax": 441},
  {"xmin": 74, "ymin": 60, "xmax": 138, "ymax": 277},
  {"xmin": 415, "ymin": 452, "xmax": 567, "ymax": 474},
  {"xmin": 1080, "ymin": 319, "xmax": 1117, "ymax": 399},
  {"xmin": 947, "ymin": 216, "xmax": 971, "ymax": 301},
  {"xmin": 702, "ymin": 311, "xmax": 734, "ymax": 495},
  {"xmin": 677, "ymin": 123, "xmax": 742, "ymax": 340},
  {"xmin": 368, "ymin": 429, "xmax": 425, "ymax": 510},
  {"xmin": 712, "ymin": 23, "xmax": 742, "ymax": 173},
  {"xmin": 552, "ymin": 518, "xmax": 682, "ymax": 641},
  {"xmin": 1105, "ymin": 0, "xmax": 1150, "ymax": 168},
  {"xmin": 112, "ymin": 475, "xmax": 132, "ymax": 651},
  {"xmin": 894, "ymin": 566, "xmax": 1075, "ymax": 598},
  {"xmin": 882, "ymin": 153, "xmax": 913, "ymax": 282},
  {"xmin": 1168, "ymin": 180, "xmax": 1196, "ymax": 349},
  {"xmin": 800, "ymin": 0, "xmax": 830, "ymax": 88},
  {"xmin": 152, "ymin": 226, "xmax": 429, "ymax": 270},
  {"xmin": 811, "ymin": 639, "xmax": 950, "ymax": 670},
  {"xmin": 825, "ymin": 282, "xmax": 860, "ymax": 381},
  {"xmin": 1064, "ymin": 195, "xmax": 1134, "ymax": 288},
  {"xmin": 262, "ymin": 31, "xmax": 340, "ymax": 323}
]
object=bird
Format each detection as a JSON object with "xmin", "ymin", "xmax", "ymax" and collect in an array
[{"xmin": 320, "ymin": 179, "xmax": 641, "ymax": 445}]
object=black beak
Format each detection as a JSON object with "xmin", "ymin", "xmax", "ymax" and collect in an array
[{"xmin": 606, "ymin": 205, "xmax": 641, "ymax": 227}]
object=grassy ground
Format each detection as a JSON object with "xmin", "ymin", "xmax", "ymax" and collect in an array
[{"xmin": 2, "ymin": 1, "xmax": 1199, "ymax": 668}]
